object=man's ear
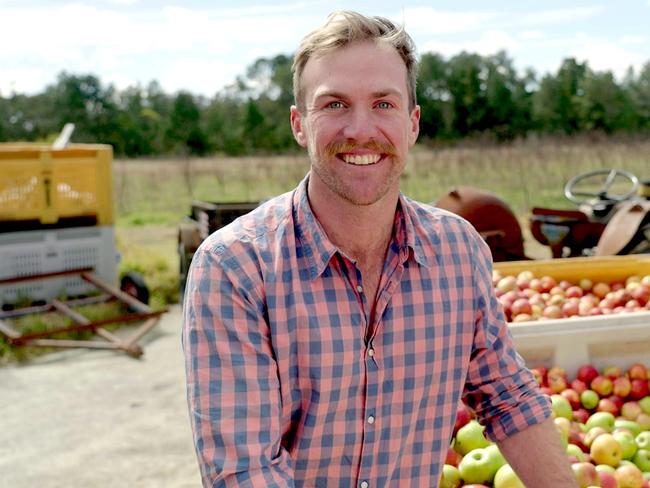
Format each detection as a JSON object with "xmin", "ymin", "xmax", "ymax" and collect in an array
[
  {"xmin": 408, "ymin": 105, "xmax": 421, "ymax": 147},
  {"xmin": 290, "ymin": 105, "xmax": 308, "ymax": 147}
]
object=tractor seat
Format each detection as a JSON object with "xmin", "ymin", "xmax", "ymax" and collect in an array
[{"xmin": 529, "ymin": 207, "xmax": 589, "ymax": 224}]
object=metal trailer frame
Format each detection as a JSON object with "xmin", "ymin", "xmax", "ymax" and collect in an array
[{"xmin": 0, "ymin": 268, "xmax": 165, "ymax": 358}]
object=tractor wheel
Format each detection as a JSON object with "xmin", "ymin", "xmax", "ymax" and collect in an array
[{"xmin": 120, "ymin": 272, "xmax": 150, "ymax": 306}]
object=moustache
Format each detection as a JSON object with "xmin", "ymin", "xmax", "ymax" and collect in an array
[{"xmin": 324, "ymin": 140, "xmax": 398, "ymax": 159}]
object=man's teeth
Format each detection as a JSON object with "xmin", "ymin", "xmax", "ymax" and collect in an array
[{"xmin": 342, "ymin": 154, "xmax": 381, "ymax": 165}]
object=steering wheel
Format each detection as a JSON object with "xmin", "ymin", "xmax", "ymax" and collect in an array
[{"xmin": 564, "ymin": 168, "xmax": 639, "ymax": 205}]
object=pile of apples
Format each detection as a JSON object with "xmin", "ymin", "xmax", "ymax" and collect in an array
[
  {"xmin": 492, "ymin": 270, "xmax": 650, "ymax": 322},
  {"xmin": 442, "ymin": 362, "xmax": 650, "ymax": 488}
]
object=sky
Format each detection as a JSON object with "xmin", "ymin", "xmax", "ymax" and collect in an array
[{"xmin": 2, "ymin": 0, "xmax": 650, "ymax": 98}]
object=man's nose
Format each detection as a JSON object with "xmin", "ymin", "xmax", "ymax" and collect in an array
[{"xmin": 341, "ymin": 107, "xmax": 378, "ymax": 141}]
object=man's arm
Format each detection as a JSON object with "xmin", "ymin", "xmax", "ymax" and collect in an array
[
  {"xmin": 497, "ymin": 416, "xmax": 577, "ymax": 487},
  {"xmin": 462, "ymin": 231, "xmax": 576, "ymax": 487},
  {"xmin": 182, "ymin": 245, "xmax": 294, "ymax": 488}
]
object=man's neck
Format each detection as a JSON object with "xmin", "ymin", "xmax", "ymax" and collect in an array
[{"xmin": 307, "ymin": 178, "xmax": 398, "ymax": 264}]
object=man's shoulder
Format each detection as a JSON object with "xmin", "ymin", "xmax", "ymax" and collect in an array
[
  {"xmin": 198, "ymin": 190, "xmax": 294, "ymax": 256},
  {"xmin": 402, "ymin": 196, "xmax": 476, "ymax": 231}
]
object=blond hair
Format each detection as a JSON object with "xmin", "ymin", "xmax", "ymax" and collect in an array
[{"xmin": 292, "ymin": 10, "xmax": 419, "ymax": 111}]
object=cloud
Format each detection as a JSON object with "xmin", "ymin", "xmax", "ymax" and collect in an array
[
  {"xmin": 420, "ymin": 30, "xmax": 519, "ymax": 58},
  {"xmin": 402, "ymin": 7, "xmax": 498, "ymax": 35},
  {"xmin": 569, "ymin": 33, "xmax": 646, "ymax": 76},
  {"xmin": 518, "ymin": 30, "xmax": 545, "ymax": 41},
  {"xmin": 519, "ymin": 6, "xmax": 606, "ymax": 26}
]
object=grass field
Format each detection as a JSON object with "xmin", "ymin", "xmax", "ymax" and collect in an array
[{"xmin": 114, "ymin": 134, "xmax": 650, "ymax": 307}]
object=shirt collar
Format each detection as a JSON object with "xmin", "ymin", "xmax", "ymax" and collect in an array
[{"xmin": 293, "ymin": 174, "xmax": 432, "ymax": 280}]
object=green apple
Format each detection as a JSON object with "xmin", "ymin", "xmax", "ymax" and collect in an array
[
  {"xmin": 551, "ymin": 394, "xmax": 573, "ymax": 420},
  {"xmin": 484, "ymin": 443, "xmax": 507, "ymax": 472},
  {"xmin": 636, "ymin": 431, "xmax": 650, "ymax": 451},
  {"xmin": 639, "ymin": 395, "xmax": 650, "ymax": 415},
  {"xmin": 613, "ymin": 431, "xmax": 638, "ymax": 460},
  {"xmin": 458, "ymin": 447, "xmax": 501, "ymax": 485},
  {"xmin": 632, "ymin": 448, "xmax": 650, "ymax": 472},
  {"xmin": 454, "ymin": 420, "xmax": 490, "ymax": 455},
  {"xmin": 493, "ymin": 464, "xmax": 525, "ymax": 488},
  {"xmin": 581, "ymin": 389, "xmax": 600, "ymax": 410},
  {"xmin": 595, "ymin": 464, "xmax": 616, "ymax": 474},
  {"xmin": 586, "ymin": 411, "xmax": 616, "ymax": 432},
  {"xmin": 440, "ymin": 464, "xmax": 461, "ymax": 488},
  {"xmin": 567, "ymin": 443, "xmax": 587, "ymax": 462},
  {"xmin": 614, "ymin": 418, "xmax": 642, "ymax": 438},
  {"xmin": 590, "ymin": 433, "xmax": 623, "ymax": 467}
]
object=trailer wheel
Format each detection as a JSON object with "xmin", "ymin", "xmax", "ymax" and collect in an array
[{"xmin": 120, "ymin": 272, "xmax": 150, "ymax": 305}]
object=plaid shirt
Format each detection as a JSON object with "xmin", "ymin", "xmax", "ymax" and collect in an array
[{"xmin": 182, "ymin": 175, "xmax": 550, "ymax": 488}]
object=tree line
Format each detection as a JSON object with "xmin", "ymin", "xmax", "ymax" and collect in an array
[{"xmin": 1, "ymin": 50, "xmax": 650, "ymax": 157}]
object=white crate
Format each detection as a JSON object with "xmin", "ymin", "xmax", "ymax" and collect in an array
[
  {"xmin": 0, "ymin": 226, "xmax": 117, "ymax": 306},
  {"xmin": 510, "ymin": 311, "xmax": 650, "ymax": 377}
]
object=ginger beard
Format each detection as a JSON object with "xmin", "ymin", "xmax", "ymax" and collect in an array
[{"xmin": 308, "ymin": 139, "xmax": 402, "ymax": 207}]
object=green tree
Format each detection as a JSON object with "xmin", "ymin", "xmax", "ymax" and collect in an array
[
  {"xmin": 577, "ymin": 70, "xmax": 633, "ymax": 133},
  {"xmin": 532, "ymin": 58, "xmax": 588, "ymax": 134},
  {"xmin": 165, "ymin": 91, "xmax": 208, "ymax": 156},
  {"xmin": 416, "ymin": 53, "xmax": 450, "ymax": 140}
]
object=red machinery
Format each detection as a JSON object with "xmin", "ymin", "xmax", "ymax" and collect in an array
[{"xmin": 435, "ymin": 169, "xmax": 650, "ymax": 261}]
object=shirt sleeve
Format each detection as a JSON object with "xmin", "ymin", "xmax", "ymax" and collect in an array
[
  {"xmin": 182, "ymin": 244, "xmax": 294, "ymax": 488},
  {"xmin": 461, "ymin": 231, "xmax": 552, "ymax": 442}
]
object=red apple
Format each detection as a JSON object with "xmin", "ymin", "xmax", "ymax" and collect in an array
[
  {"xmin": 609, "ymin": 395, "xmax": 624, "ymax": 412},
  {"xmin": 597, "ymin": 398, "xmax": 620, "ymax": 416},
  {"xmin": 542, "ymin": 304, "xmax": 563, "ymax": 319},
  {"xmin": 445, "ymin": 445, "xmax": 461, "ymax": 467},
  {"xmin": 560, "ymin": 388, "xmax": 581, "ymax": 410},
  {"xmin": 603, "ymin": 366, "xmax": 623, "ymax": 380},
  {"xmin": 496, "ymin": 275, "xmax": 517, "ymax": 293},
  {"xmin": 577, "ymin": 365, "xmax": 600, "ymax": 386},
  {"xmin": 511, "ymin": 298, "xmax": 533, "ymax": 317},
  {"xmin": 562, "ymin": 300, "xmax": 580, "ymax": 317},
  {"xmin": 592, "ymin": 281, "xmax": 611, "ymax": 298},
  {"xmin": 613, "ymin": 376, "xmax": 632, "ymax": 398},
  {"xmin": 627, "ymin": 363, "xmax": 648, "ymax": 381},
  {"xmin": 591, "ymin": 375, "xmax": 614, "ymax": 397},
  {"xmin": 631, "ymin": 284, "xmax": 650, "ymax": 305},
  {"xmin": 571, "ymin": 379, "xmax": 588, "ymax": 395},
  {"xmin": 454, "ymin": 403, "xmax": 473, "ymax": 435},
  {"xmin": 539, "ymin": 275, "xmax": 557, "ymax": 293},
  {"xmin": 572, "ymin": 408, "xmax": 590, "ymax": 425},
  {"xmin": 565, "ymin": 285, "xmax": 584, "ymax": 298},
  {"xmin": 630, "ymin": 379, "xmax": 650, "ymax": 400},
  {"xmin": 571, "ymin": 462, "xmax": 600, "ymax": 488},
  {"xmin": 598, "ymin": 470, "xmax": 618, "ymax": 488}
]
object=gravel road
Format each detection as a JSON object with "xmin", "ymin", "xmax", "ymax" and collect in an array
[{"xmin": 0, "ymin": 305, "xmax": 202, "ymax": 488}]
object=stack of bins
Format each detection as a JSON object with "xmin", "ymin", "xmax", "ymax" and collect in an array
[{"xmin": 0, "ymin": 143, "xmax": 116, "ymax": 307}]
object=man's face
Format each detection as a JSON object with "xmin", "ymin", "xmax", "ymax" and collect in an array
[{"xmin": 291, "ymin": 40, "xmax": 420, "ymax": 207}]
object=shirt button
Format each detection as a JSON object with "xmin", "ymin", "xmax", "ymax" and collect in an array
[
  {"xmin": 360, "ymin": 482, "xmax": 369, "ymax": 488},
  {"xmin": 368, "ymin": 348, "xmax": 375, "ymax": 357},
  {"xmin": 367, "ymin": 415, "xmax": 375, "ymax": 425},
  {"xmin": 356, "ymin": 285, "xmax": 363, "ymax": 293}
]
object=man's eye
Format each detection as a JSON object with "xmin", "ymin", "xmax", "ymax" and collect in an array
[
  {"xmin": 328, "ymin": 101, "xmax": 345, "ymax": 109},
  {"xmin": 376, "ymin": 101, "xmax": 392, "ymax": 109}
]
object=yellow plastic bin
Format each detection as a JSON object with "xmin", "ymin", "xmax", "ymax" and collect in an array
[{"xmin": 0, "ymin": 143, "xmax": 114, "ymax": 227}]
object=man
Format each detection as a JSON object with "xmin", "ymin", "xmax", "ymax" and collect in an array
[{"xmin": 183, "ymin": 11, "xmax": 578, "ymax": 488}]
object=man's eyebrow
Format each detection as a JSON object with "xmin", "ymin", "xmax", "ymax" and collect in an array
[{"xmin": 313, "ymin": 89, "xmax": 403, "ymax": 100}]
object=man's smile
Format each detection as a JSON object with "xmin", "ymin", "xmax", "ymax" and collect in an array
[{"xmin": 340, "ymin": 153, "xmax": 382, "ymax": 165}]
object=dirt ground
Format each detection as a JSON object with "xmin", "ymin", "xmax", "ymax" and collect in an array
[{"xmin": 0, "ymin": 305, "xmax": 203, "ymax": 488}]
